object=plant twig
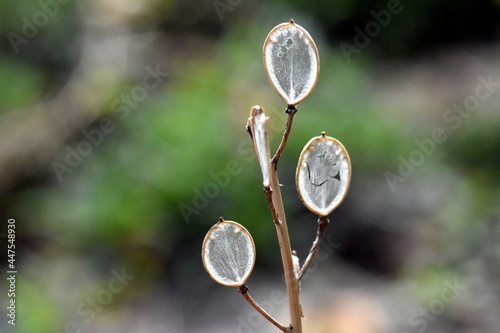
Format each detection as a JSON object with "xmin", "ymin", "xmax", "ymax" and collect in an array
[
  {"xmin": 247, "ymin": 105, "xmax": 302, "ymax": 332},
  {"xmin": 238, "ymin": 285, "xmax": 288, "ymax": 332},
  {"xmin": 267, "ymin": 137, "xmax": 302, "ymax": 332},
  {"xmin": 271, "ymin": 105, "xmax": 297, "ymax": 168},
  {"xmin": 297, "ymin": 216, "xmax": 330, "ymax": 281}
]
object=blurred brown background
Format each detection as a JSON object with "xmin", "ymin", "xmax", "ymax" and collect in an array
[{"xmin": 1, "ymin": 0, "xmax": 500, "ymax": 332}]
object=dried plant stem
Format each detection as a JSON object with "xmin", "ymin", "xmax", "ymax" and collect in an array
[
  {"xmin": 238, "ymin": 285, "xmax": 288, "ymax": 332},
  {"xmin": 266, "ymin": 106, "xmax": 302, "ymax": 333},
  {"xmin": 248, "ymin": 106, "xmax": 301, "ymax": 332},
  {"xmin": 265, "ymin": 172, "xmax": 302, "ymax": 333},
  {"xmin": 297, "ymin": 216, "xmax": 330, "ymax": 281},
  {"xmin": 271, "ymin": 106, "xmax": 297, "ymax": 167}
]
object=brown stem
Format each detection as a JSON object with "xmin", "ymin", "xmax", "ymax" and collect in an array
[
  {"xmin": 271, "ymin": 106, "xmax": 297, "ymax": 168},
  {"xmin": 297, "ymin": 216, "xmax": 330, "ymax": 281},
  {"xmin": 264, "ymin": 186, "xmax": 281, "ymax": 226},
  {"xmin": 238, "ymin": 285, "xmax": 288, "ymax": 332},
  {"xmin": 248, "ymin": 105, "xmax": 302, "ymax": 332},
  {"xmin": 267, "ymin": 148, "xmax": 302, "ymax": 332}
]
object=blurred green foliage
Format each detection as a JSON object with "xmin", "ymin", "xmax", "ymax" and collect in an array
[
  {"xmin": 0, "ymin": 58, "xmax": 46, "ymax": 113},
  {"xmin": 14, "ymin": 18, "xmax": 419, "ymax": 253},
  {"xmin": 1, "ymin": 0, "xmax": 499, "ymax": 332}
]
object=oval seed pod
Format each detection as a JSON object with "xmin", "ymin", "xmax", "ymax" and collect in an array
[
  {"xmin": 296, "ymin": 132, "xmax": 351, "ymax": 217},
  {"xmin": 202, "ymin": 219, "xmax": 256, "ymax": 286},
  {"xmin": 263, "ymin": 19, "xmax": 320, "ymax": 106}
]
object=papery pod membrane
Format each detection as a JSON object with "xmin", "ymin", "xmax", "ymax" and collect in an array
[
  {"xmin": 247, "ymin": 105, "xmax": 271, "ymax": 187},
  {"xmin": 263, "ymin": 19, "xmax": 320, "ymax": 105},
  {"xmin": 296, "ymin": 132, "xmax": 351, "ymax": 217},
  {"xmin": 202, "ymin": 219, "xmax": 256, "ymax": 286}
]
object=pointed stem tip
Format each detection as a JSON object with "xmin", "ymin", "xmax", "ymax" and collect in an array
[{"xmin": 251, "ymin": 105, "xmax": 263, "ymax": 116}]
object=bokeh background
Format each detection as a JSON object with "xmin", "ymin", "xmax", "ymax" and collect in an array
[{"xmin": 1, "ymin": 0, "xmax": 500, "ymax": 332}]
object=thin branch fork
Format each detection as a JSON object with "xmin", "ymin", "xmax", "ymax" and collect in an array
[
  {"xmin": 297, "ymin": 216, "xmax": 330, "ymax": 281},
  {"xmin": 264, "ymin": 186, "xmax": 281, "ymax": 226},
  {"xmin": 238, "ymin": 285, "xmax": 288, "ymax": 332}
]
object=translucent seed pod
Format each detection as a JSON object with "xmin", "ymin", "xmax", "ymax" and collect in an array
[
  {"xmin": 296, "ymin": 132, "xmax": 351, "ymax": 217},
  {"xmin": 202, "ymin": 219, "xmax": 256, "ymax": 286},
  {"xmin": 263, "ymin": 19, "xmax": 320, "ymax": 106}
]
